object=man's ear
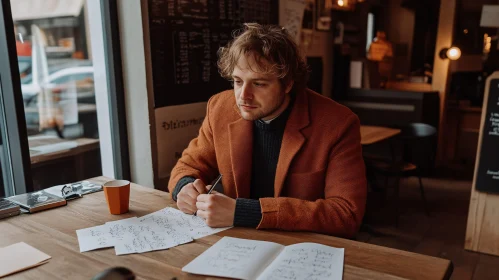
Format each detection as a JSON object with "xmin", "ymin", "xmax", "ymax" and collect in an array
[{"xmin": 284, "ymin": 80, "xmax": 294, "ymax": 94}]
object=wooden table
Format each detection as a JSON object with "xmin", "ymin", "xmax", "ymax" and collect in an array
[
  {"xmin": 24, "ymin": 104, "xmax": 97, "ymax": 114},
  {"xmin": 28, "ymin": 136, "xmax": 99, "ymax": 165},
  {"xmin": 360, "ymin": 125, "xmax": 401, "ymax": 145},
  {"xmin": 0, "ymin": 177, "xmax": 453, "ymax": 280}
]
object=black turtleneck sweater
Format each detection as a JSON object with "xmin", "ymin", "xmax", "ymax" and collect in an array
[{"xmin": 172, "ymin": 97, "xmax": 293, "ymax": 227}]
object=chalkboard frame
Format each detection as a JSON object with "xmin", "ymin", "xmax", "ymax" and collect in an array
[
  {"xmin": 473, "ymin": 71, "xmax": 499, "ymax": 193},
  {"xmin": 465, "ymin": 71, "xmax": 499, "ymax": 256}
]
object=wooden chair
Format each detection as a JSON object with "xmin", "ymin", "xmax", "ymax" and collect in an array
[{"xmin": 366, "ymin": 123, "xmax": 437, "ymax": 226}]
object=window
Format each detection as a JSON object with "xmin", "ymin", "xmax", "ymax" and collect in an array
[
  {"xmin": 366, "ymin": 12, "xmax": 375, "ymax": 51},
  {"xmin": 0, "ymin": 97, "xmax": 12, "ymax": 198},
  {"xmin": 1, "ymin": 0, "xmax": 129, "ymax": 196}
]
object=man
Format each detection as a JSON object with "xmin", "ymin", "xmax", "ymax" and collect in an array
[{"xmin": 168, "ymin": 23, "xmax": 366, "ymax": 238}]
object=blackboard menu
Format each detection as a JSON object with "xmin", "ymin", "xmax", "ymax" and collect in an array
[
  {"xmin": 476, "ymin": 78, "xmax": 499, "ymax": 193},
  {"xmin": 148, "ymin": 0, "xmax": 278, "ymax": 108}
]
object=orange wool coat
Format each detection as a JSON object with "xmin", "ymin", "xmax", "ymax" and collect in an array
[{"xmin": 168, "ymin": 88, "xmax": 367, "ymax": 238}]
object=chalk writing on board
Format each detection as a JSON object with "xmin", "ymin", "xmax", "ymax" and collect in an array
[
  {"xmin": 489, "ymin": 112, "xmax": 499, "ymax": 136},
  {"xmin": 148, "ymin": 0, "xmax": 278, "ymax": 107},
  {"xmin": 487, "ymin": 170, "xmax": 499, "ymax": 180},
  {"xmin": 473, "ymin": 77, "xmax": 499, "ymax": 195}
]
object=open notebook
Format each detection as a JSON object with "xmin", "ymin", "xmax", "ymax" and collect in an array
[{"xmin": 182, "ymin": 236, "xmax": 344, "ymax": 280}]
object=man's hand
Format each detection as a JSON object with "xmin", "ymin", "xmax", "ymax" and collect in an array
[
  {"xmin": 196, "ymin": 187, "xmax": 236, "ymax": 228},
  {"xmin": 176, "ymin": 179, "xmax": 206, "ymax": 214}
]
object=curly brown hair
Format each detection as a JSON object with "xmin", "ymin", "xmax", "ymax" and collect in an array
[{"xmin": 217, "ymin": 23, "xmax": 309, "ymax": 91}]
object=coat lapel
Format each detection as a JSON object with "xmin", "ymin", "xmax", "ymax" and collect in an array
[
  {"xmin": 228, "ymin": 112, "xmax": 253, "ymax": 198},
  {"xmin": 274, "ymin": 90, "xmax": 310, "ymax": 196}
]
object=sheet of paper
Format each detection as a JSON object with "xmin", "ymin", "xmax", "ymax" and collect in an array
[
  {"xmin": 256, "ymin": 243, "xmax": 344, "ymax": 280},
  {"xmin": 114, "ymin": 227, "xmax": 183, "ymax": 255},
  {"xmin": 76, "ymin": 224, "xmax": 114, "ymax": 252},
  {"xmin": 111, "ymin": 217, "xmax": 190, "ymax": 255},
  {"xmin": 76, "ymin": 217, "xmax": 138, "ymax": 252},
  {"xmin": 79, "ymin": 181, "xmax": 103, "ymax": 195},
  {"xmin": 279, "ymin": 0, "xmax": 306, "ymax": 43},
  {"xmin": 182, "ymin": 236, "xmax": 284, "ymax": 280},
  {"xmin": 139, "ymin": 207, "xmax": 231, "ymax": 239},
  {"xmin": 43, "ymin": 184, "xmax": 65, "ymax": 198},
  {"xmin": 76, "ymin": 207, "xmax": 229, "ymax": 255},
  {"xmin": 105, "ymin": 217, "xmax": 140, "ymax": 243},
  {"xmin": 0, "ymin": 242, "xmax": 51, "ymax": 278}
]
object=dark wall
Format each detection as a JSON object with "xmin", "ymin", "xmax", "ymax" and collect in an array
[
  {"xmin": 408, "ymin": 0, "xmax": 440, "ymax": 74},
  {"xmin": 343, "ymin": 88, "xmax": 440, "ymax": 129}
]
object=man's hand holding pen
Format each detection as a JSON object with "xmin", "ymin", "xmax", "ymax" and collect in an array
[
  {"xmin": 177, "ymin": 174, "xmax": 235, "ymax": 227},
  {"xmin": 196, "ymin": 186, "xmax": 235, "ymax": 228},
  {"xmin": 176, "ymin": 179, "xmax": 207, "ymax": 215}
]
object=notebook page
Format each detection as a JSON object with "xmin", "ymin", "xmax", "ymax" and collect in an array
[
  {"xmin": 182, "ymin": 236, "xmax": 284, "ymax": 280},
  {"xmin": 256, "ymin": 242, "xmax": 344, "ymax": 280}
]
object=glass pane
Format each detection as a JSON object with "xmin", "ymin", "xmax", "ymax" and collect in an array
[
  {"xmin": 0, "ymin": 107, "xmax": 11, "ymax": 198},
  {"xmin": 366, "ymin": 13, "xmax": 374, "ymax": 51},
  {"xmin": 10, "ymin": 0, "xmax": 104, "ymax": 191}
]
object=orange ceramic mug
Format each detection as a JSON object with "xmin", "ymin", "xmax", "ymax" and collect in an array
[{"xmin": 103, "ymin": 180, "xmax": 130, "ymax": 215}]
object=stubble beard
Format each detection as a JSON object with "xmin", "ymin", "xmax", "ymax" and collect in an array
[{"xmin": 240, "ymin": 91, "xmax": 287, "ymax": 121}]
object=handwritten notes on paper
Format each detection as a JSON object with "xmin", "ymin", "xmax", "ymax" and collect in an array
[
  {"xmin": 76, "ymin": 207, "xmax": 231, "ymax": 255},
  {"xmin": 76, "ymin": 224, "xmax": 115, "ymax": 252},
  {"xmin": 279, "ymin": 0, "xmax": 307, "ymax": 43},
  {"xmin": 182, "ymin": 237, "xmax": 345, "ymax": 280},
  {"xmin": 257, "ymin": 243, "xmax": 344, "ymax": 280},
  {"xmin": 139, "ymin": 207, "xmax": 230, "ymax": 239},
  {"xmin": 182, "ymin": 237, "xmax": 284, "ymax": 280}
]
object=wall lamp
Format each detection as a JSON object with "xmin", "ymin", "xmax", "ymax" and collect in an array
[{"xmin": 439, "ymin": 46, "xmax": 461, "ymax": 60}]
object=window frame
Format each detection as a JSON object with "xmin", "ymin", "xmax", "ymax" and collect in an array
[
  {"xmin": 0, "ymin": 0, "xmax": 33, "ymax": 195},
  {"xmin": 99, "ymin": 0, "xmax": 130, "ymax": 180}
]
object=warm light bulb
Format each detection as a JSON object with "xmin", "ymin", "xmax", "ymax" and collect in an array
[
  {"xmin": 338, "ymin": 0, "xmax": 345, "ymax": 6},
  {"xmin": 446, "ymin": 47, "xmax": 461, "ymax": 60}
]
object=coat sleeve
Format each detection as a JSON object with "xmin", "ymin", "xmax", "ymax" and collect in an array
[
  {"xmin": 167, "ymin": 97, "xmax": 219, "ymax": 192},
  {"xmin": 257, "ymin": 115, "xmax": 367, "ymax": 238}
]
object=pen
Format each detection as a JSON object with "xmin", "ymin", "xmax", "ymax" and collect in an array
[{"xmin": 207, "ymin": 174, "xmax": 223, "ymax": 194}]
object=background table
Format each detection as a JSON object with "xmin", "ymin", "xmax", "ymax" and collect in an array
[
  {"xmin": 29, "ymin": 136, "xmax": 99, "ymax": 165},
  {"xmin": 360, "ymin": 125, "xmax": 401, "ymax": 145},
  {"xmin": 0, "ymin": 177, "xmax": 452, "ymax": 279}
]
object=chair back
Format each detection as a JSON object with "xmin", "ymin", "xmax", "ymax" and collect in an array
[
  {"xmin": 399, "ymin": 123, "xmax": 437, "ymax": 139},
  {"xmin": 399, "ymin": 123, "xmax": 437, "ymax": 176}
]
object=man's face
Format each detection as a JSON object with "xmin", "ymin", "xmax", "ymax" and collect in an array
[{"xmin": 232, "ymin": 54, "xmax": 293, "ymax": 121}]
